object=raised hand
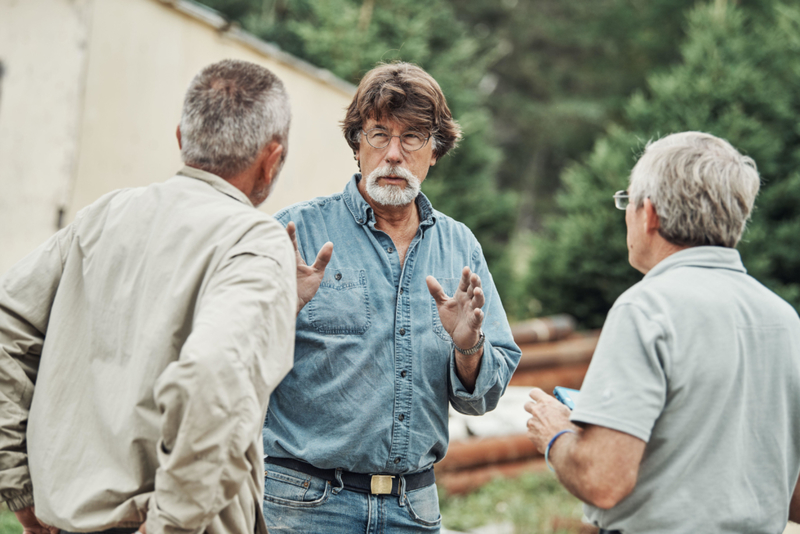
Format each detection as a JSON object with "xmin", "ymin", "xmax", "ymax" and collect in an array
[
  {"xmin": 287, "ymin": 221, "xmax": 333, "ymax": 315},
  {"xmin": 426, "ymin": 266, "xmax": 485, "ymax": 354}
]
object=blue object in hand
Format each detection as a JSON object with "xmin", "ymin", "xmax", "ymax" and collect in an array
[{"xmin": 553, "ymin": 386, "xmax": 580, "ymax": 410}]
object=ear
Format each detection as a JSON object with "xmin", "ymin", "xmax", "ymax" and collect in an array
[
  {"xmin": 643, "ymin": 198, "xmax": 660, "ymax": 233},
  {"xmin": 176, "ymin": 125, "xmax": 182, "ymax": 149},
  {"xmin": 262, "ymin": 141, "xmax": 285, "ymax": 183}
]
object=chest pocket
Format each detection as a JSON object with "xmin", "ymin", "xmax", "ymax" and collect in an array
[
  {"xmin": 306, "ymin": 268, "xmax": 370, "ymax": 335},
  {"xmin": 431, "ymin": 277, "xmax": 461, "ymax": 342}
]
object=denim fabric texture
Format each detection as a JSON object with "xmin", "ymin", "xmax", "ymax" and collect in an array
[
  {"xmin": 262, "ymin": 175, "xmax": 521, "ymax": 475},
  {"xmin": 262, "ymin": 461, "xmax": 441, "ymax": 533}
]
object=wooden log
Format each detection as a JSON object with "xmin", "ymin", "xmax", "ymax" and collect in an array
[
  {"xmin": 515, "ymin": 330, "xmax": 600, "ymax": 370},
  {"xmin": 508, "ymin": 362, "xmax": 590, "ymax": 390},
  {"xmin": 438, "ymin": 434, "xmax": 540, "ymax": 472},
  {"xmin": 436, "ymin": 457, "xmax": 548, "ymax": 495},
  {"xmin": 510, "ymin": 314, "xmax": 576, "ymax": 344}
]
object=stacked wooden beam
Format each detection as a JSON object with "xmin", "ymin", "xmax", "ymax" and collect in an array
[{"xmin": 436, "ymin": 322, "xmax": 600, "ymax": 495}]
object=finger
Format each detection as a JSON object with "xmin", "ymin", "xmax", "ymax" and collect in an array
[
  {"xmin": 285, "ymin": 222, "xmax": 307, "ymax": 266},
  {"xmin": 311, "ymin": 242, "xmax": 333, "ymax": 272},
  {"xmin": 471, "ymin": 308, "xmax": 484, "ymax": 328},
  {"xmin": 472, "ymin": 286, "xmax": 485, "ymax": 309},
  {"xmin": 523, "ymin": 400, "xmax": 537, "ymax": 415},
  {"xmin": 470, "ymin": 272, "xmax": 482, "ymax": 290},
  {"xmin": 457, "ymin": 266, "xmax": 471, "ymax": 293},
  {"xmin": 528, "ymin": 387, "xmax": 550, "ymax": 403},
  {"xmin": 286, "ymin": 222, "xmax": 299, "ymax": 252},
  {"xmin": 426, "ymin": 276, "xmax": 449, "ymax": 304}
]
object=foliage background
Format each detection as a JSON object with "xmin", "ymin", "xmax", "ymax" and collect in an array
[{"xmin": 196, "ymin": 0, "xmax": 800, "ymax": 327}]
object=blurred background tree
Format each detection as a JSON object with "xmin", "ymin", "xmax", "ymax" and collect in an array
[
  {"xmin": 529, "ymin": 0, "xmax": 800, "ymax": 327},
  {"xmin": 196, "ymin": 0, "xmax": 800, "ymax": 326}
]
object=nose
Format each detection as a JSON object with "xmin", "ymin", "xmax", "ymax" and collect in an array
[{"xmin": 384, "ymin": 136, "xmax": 404, "ymax": 164}]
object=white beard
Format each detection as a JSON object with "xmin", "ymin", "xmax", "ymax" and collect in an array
[{"xmin": 365, "ymin": 165, "xmax": 421, "ymax": 207}]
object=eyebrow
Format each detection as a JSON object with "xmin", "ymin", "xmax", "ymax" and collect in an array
[{"xmin": 369, "ymin": 124, "xmax": 422, "ymax": 133}]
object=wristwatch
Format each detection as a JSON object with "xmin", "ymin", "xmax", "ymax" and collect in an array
[{"xmin": 454, "ymin": 331, "xmax": 485, "ymax": 355}]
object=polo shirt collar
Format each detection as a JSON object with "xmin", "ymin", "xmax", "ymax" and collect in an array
[
  {"xmin": 177, "ymin": 166, "xmax": 254, "ymax": 207},
  {"xmin": 645, "ymin": 246, "xmax": 747, "ymax": 280},
  {"xmin": 342, "ymin": 174, "xmax": 436, "ymax": 229}
]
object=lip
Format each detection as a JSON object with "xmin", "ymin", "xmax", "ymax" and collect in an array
[{"xmin": 380, "ymin": 175, "xmax": 407, "ymax": 184}]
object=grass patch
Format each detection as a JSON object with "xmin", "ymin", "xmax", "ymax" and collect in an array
[
  {"xmin": 439, "ymin": 472, "xmax": 586, "ymax": 533},
  {"xmin": 0, "ymin": 504, "xmax": 21, "ymax": 534}
]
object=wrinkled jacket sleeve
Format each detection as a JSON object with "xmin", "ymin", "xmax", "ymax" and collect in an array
[
  {"xmin": 147, "ymin": 240, "xmax": 296, "ymax": 534},
  {"xmin": 448, "ymin": 243, "xmax": 521, "ymax": 415},
  {"xmin": 0, "ymin": 227, "xmax": 73, "ymax": 511}
]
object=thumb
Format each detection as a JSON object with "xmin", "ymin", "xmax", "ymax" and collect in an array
[
  {"xmin": 426, "ymin": 276, "xmax": 449, "ymax": 305},
  {"xmin": 311, "ymin": 242, "xmax": 333, "ymax": 272}
]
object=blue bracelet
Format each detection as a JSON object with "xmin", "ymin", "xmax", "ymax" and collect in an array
[{"xmin": 545, "ymin": 429, "xmax": 577, "ymax": 473}]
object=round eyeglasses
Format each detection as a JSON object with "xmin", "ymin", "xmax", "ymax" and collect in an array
[
  {"xmin": 613, "ymin": 190, "xmax": 630, "ymax": 210},
  {"xmin": 361, "ymin": 128, "xmax": 431, "ymax": 152}
]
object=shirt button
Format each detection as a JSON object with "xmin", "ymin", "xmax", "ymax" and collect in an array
[
  {"xmin": 398, "ymin": 414, "xmax": 405, "ymax": 422},
  {"xmin": 388, "ymin": 247, "xmax": 394, "ymax": 253},
  {"xmin": 401, "ymin": 370, "xmax": 407, "ymax": 378},
  {"xmin": 394, "ymin": 457, "xmax": 401, "ymax": 464},
  {"xmin": 399, "ymin": 328, "xmax": 405, "ymax": 336},
  {"xmin": 335, "ymin": 273, "xmax": 342, "ymax": 281},
  {"xmin": 399, "ymin": 287, "xmax": 404, "ymax": 294}
]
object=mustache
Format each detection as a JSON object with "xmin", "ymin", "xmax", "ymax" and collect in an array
[{"xmin": 368, "ymin": 165, "xmax": 418, "ymax": 183}]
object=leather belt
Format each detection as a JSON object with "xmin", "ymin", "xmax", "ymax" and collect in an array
[{"xmin": 265, "ymin": 457, "xmax": 435, "ymax": 496}]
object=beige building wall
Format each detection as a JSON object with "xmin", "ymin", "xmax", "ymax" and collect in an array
[
  {"xmin": 0, "ymin": 0, "xmax": 93, "ymax": 274},
  {"xmin": 0, "ymin": 0, "xmax": 356, "ymax": 274}
]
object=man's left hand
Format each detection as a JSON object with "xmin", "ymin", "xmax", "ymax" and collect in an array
[
  {"xmin": 14, "ymin": 507, "xmax": 59, "ymax": 534},
  {"xmin": 426, "ymin": 266, "xmax": 484, "ymax": 353},
  {"xmin": 524, "ymin": 388, "xmax": 580, "ymax": 453}
]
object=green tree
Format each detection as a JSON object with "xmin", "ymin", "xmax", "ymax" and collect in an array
[{"xmin": 529, "ymin": 1, "xmax": 800, "ymax": 328}]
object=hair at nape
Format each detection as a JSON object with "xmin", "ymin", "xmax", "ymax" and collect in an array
[
  {"xmin": 180, "ymin": 59, "xmax": 291, "ymax": 179},
  {"xmin": 629, "ymin": 132, "xmax": 761, "ymax": 248}
]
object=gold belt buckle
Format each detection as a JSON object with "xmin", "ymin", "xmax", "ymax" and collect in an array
[{"xmin": 370, "ymin": 475, "xmax": 395, "ymax": 495}]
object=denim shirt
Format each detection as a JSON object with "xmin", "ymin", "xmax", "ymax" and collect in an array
[{"xmin": 262, "ymin": 175, "xmax": 521, "ymax": 475}]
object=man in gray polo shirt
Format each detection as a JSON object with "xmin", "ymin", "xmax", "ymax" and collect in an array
[{"xmin": 524, "ymin": 131, "xmax": 800, "ymax": 533}]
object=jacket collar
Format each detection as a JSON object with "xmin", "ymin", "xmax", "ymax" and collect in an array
[{"xmin": 177, "ymin": 166, "xmax": 254, "ymax": 208}]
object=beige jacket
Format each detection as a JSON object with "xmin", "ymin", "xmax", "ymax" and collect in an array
[{"xmin": 0, "ymin": 167, "xmax": 296, "ymax": 534}]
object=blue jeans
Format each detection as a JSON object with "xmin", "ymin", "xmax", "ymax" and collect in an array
[{"xmin": 262, "ymin": 461, "xmax": 441, "ymax": 533}]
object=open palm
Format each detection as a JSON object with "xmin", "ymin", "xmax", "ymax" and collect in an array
[{"xmin": 426, "ymin": 266, "xmax": 485, "ymax": 351}]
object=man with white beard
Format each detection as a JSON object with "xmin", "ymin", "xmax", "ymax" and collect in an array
[{"xmin": 260, "ymin": 62, "xmax": 521, "ymax": 533}]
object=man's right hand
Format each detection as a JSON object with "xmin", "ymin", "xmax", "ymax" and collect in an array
[
  {"xmin": 14, "ymin": 506, "xmax": 59, "ymax": 534},
  {"xmin": 287, "ymin": 221, "xmax": 333, "ymax": 315}
]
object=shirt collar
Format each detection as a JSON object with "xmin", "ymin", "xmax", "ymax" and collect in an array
[
  {"xmin": 176, "ymin": 165, "xmax": 254, "ymax": 207},
  {"xmin": 644, "ymin": 246, "xmax": 747, "ymax": 280},
  {"xmin": 342, "ymin": 174, "xmax": 437, "ymax": 228}
]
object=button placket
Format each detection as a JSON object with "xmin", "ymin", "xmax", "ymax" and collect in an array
[{"xmin": 387, "ymin": 230, "xmax": 425, "ymax": 472}]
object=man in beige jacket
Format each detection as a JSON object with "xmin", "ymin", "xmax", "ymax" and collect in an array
[{"xmin": 0, "ymin": 59, "xmax": 307, "ymax": 534}]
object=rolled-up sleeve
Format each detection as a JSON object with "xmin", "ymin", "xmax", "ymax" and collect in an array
[
  {"xmin": 448, "ymin": 244, "xmax": 521, "ymax": 415},
  {"xmin": 148, "ymin": 245, "xmax": 296, "ymax": 534},
  {"xmin": 0, "ymin": 226, "xmax": 73, "ymax": 510}
]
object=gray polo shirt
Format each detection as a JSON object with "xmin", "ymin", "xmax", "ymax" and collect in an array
[{"xmin": 571, "ymin": 247, "xmax": 800, "ymax": 533}]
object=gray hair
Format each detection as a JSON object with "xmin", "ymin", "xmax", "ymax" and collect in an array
[
  {"xmin": 629, "ymin": 132, "xmax": 760, "ymax": 248},
  {"xmin": 180, "ymin": 59, "xmax": 291, "ymax": 178}
]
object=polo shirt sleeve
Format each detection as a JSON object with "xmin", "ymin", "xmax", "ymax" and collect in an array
[{"xmin": 570, "ymin": 302, "xmax": 668, "ymax": 443}]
